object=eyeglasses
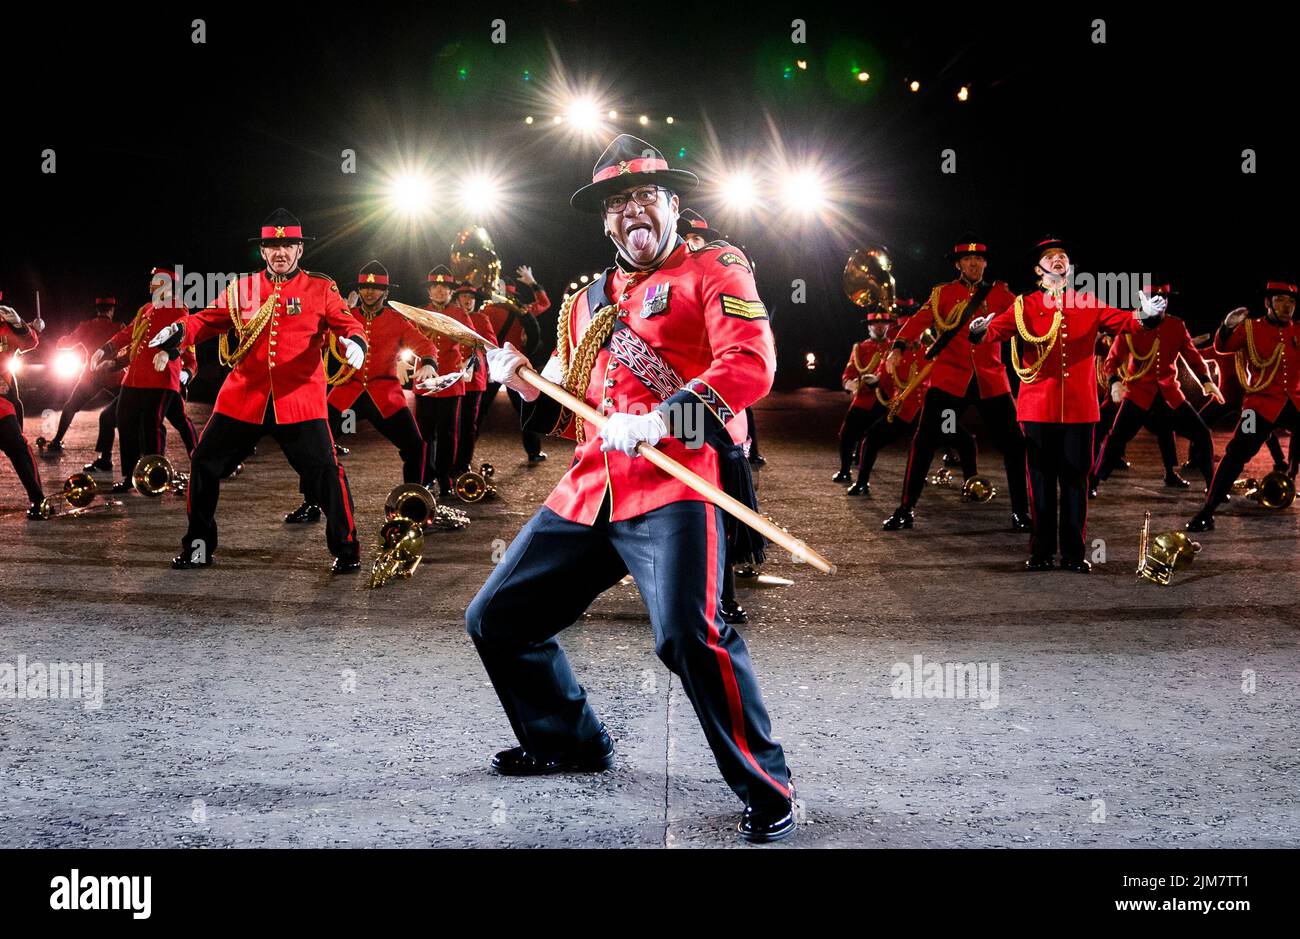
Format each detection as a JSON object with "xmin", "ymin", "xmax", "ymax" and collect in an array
[{"xmin": 602, "ymin": 186, "xmax": 667, "ymax": 214}]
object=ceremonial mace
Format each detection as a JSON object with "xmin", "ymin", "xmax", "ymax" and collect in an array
[{"xmin": 388, "ymin": 300, "xmax": 835, "ymax": 575}]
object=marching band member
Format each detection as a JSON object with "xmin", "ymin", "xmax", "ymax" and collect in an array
[
  {"xmin": 417, "ymin": 267, "xmax": 468, "ymax": 498},
  {"xmin": 450, "ymin": 285, "xmax": 498, "ymax": 482},
  {"xmin": 882, "ymin": 239, "xmax": 1029, "ymax": 531},
  {"xmin": 836, "ymin": 309, "xmax": 895, "ymax": 482},
  {"xmin": 0, "ymin": 303, "xmax": 49, "ymax": 517},
  {"xmin": 475, "ymin": 269, "xmax": 551, "ymax": 463},
  {"xmin": 92, "ymin": 267, "xmax": 197, "ymax": 491},
  {"xmin": 470, "ymin": 135, "xmax": 796, "ymax": 842},
  {"xmin": 1187, "ymin": 281, "xmax": 1300, "ymax": 531},
  {"xmin": 1091, "ymin": 281, "xmax": 1223, "ymax": 495},
  {"xmin": 970, "ymin": 236, "xmax": 1163, "ymax": 571},
  {"xmin": 149, "ymin": 208, "xmax": 367, "ymax": 572},
  {"xmin": 42, "ymin": 296, "xmax": 122, "ymax": 459}
]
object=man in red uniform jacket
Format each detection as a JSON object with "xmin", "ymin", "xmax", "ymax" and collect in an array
[
  {"xmin": 1188, "ymin": 282, "xmax": 1300, "ymax": 531},
  {"xmin": 1092, "ymin": 282, "xmax": 1224, "ymax": 494},
  {"xmin": 150, "ymin": 208, "xmax": 367, "ymax": 572},
  {"xmin": 475, "ymin": 268, "xmax": 552, "ymax": 462},
  {"xmin": 455, "ymin": 290, "xmax": 498, "ymax": 478},
  {"xmin": 0, "ymin": 304, "xmax": 49, "ymax": 517},
  {"xmin": 971, "ymin": 236, "xmax": 1161, "ymax": 571},
  {"xmin": 882, "ymin": 239, "xmax": 1029, "ymax": 531},
  {"xmin": 42, "ymin": 296, "xmax": 122, "ymax": 457},
  {"xmin": 93, "ymin": 268, "xmax": 198, "ymax": 491},
  {"xmin": 835, "ymin": 310, "xmax": 894, "ymax": 482},
  {"xmin": 415, "ymin": 267, "xmax": 468, "ymax": 496},
  {"xmin": 470, "ymin": 136, "xmax": 795, "ymax": 843}
]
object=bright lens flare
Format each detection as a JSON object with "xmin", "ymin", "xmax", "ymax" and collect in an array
[
  {"xmin": 53, "ymin": 349, "xmax": 83, "ymax": 381},
  {"xmin": 458, "ymin": 173, "xmax": 501, "ymax": 216},
  {"xmin": 388, "ymin": 173, "xmax": 435, "ymax": 217},
  {"xmin": 721, "ymin": 171, "xmax": 759, "ymax": 211},
  {"xmin": 565, "ymin": 97, "xmax": 601, "ymax": 132},
  {"xmin": 781, "ymin": 169, "xmax": 827, "ymax": 213},
  {"xmin": 6, "ymin": 357, "xmax": 21, "ymax": 376}
]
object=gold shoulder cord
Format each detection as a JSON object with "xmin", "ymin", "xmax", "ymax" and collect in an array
[
  {"xmin": 218, "ymin": 280, "xmax": 279, "ymax": 368},
  {"xmin": 1009, "ymin": 295, "xmax": 1062, "ymax": 384},
  {"xmin": 929, "ymin": 284, "xmax": 965, "ymax": 333},
  {"xmin": 127, "ymin": 307, "xmax": 152, "ymax": 360},
  {"xmin": 1235, "ymin": 319, "xmax": 1283, "ymax": 393},
  {"xmin": 563, "ymin": 302, "xmax": 620, "ymax": 443},
  {"xmin": 852, "ymin": 344, "xmax": 882, "ymax": 375},
  {"xmin": 1117, "ymin": 333, "xmax": 1160, "ymax": 383},
  {"xmin": 324, "ymin": 334, "xmax": 358, "ymax": 387}
]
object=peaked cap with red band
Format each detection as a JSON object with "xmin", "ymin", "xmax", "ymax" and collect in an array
[
  {"xmin": 569, "ymin": 134, "xmax": 698, "ymax": 212},
  {"xmin": 947, "ymin": 235, "xmax": 990, "ymax": 262},
  {"xmin": 1264, "ymin": 280, "xmax": 1298, "ymax": 298},
  {"xmin": 426, "ymin": 265, "xmax": 459, "ymax": 287},
  {"xmin": 676, "ymin": 207, "xmax": 722, "ymax": 242},
  {"xmin": 354, "ymin": 259, "xmax": 397, "ymax": 290},
  {"xmin": 248, "ymin": 207, "xmax": 315, "ymax": 244}
]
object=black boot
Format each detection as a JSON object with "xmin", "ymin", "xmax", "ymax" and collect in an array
[
  {"xmin": 331, "ymin": 555, "xmax": 361, "ymax": 574},
  {"xmin": 171, "ymin": 553, "xmax": 213, "ymax": 570},
  {"xmin": 83, "ymin": 457, "xmax": 113, "ymax": 473},
  {"xmin": 27, "ymin": 500, "xmax": 52, "ymax": 520},
  {"xmin": 1163, "ymin": 469, "xmax": 1191, "ymax": 489},
  {"xmin": 1010, "ymin": 511, "xmax": 1032, "ymax": 532},
  {"xmin": 720, "ymin": 597, "xmax": 748, "ymax": 625},
  {"xmin": 738, "ymin": 801, "xmax": 796, "ymax": 843},
  {"xmin": 882, "ymin": 506, "xmax": 914, "ymax": 530},
  {"xmin": 1186, "ymin": 510, "xmax": 1215, "ymax": 532},
  {"xmin": 284, "ymin": 502, "xmax": 322, "ymax": 524},
  {"xmin": 846, "ymin": 480, "xmax": 870, "ymax": 496},
  {"xmin": 831, "ymin": 469, "xmax": 852, "ymax": 483},
  {"xmin": 491, "ymin": 729, "xmax": 615, "ymax": 776}
]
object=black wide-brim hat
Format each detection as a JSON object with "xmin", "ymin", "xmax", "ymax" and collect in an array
[
  {"xmin": 354, "ymin": 260, "xmax": 397, "ymax": 290},
  {"xmin": 677, "ymin": 208, "xmax": 722, "ymax": 241},
  {"xmin": 249, "ymin": 207, "xmax": 315, "ymax": 244},
  {"xmin": 570, "ymin": 134, "xmax": 698, "ymax": 212}
]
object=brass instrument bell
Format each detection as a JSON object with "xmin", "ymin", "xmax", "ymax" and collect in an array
[
  {"xmin": 370, "ymin": 484, "xmax": 437, "ymax": 588},
  {"xmin": 1137, "ymin": 512, "xmax": 1201, "ymax": 586},
  {"xmin": 842, "ymin": 246, "xmax": 897, "ymax": 314},
  {"xmin": 454, "ymin": 463, "xmax": 497, "ymax": 503},
  {"xmin": 449, "ymin": 227, "xmax": 503, "ymax": 294},
  {"xmin": 133, "ymin": 453, "xmax": 186, "ymax": 496},
  {"xmin": 1231, "ymin": 471, "xmax": 1296, "ymax": 510}
]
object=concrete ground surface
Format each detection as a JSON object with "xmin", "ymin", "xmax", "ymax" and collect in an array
[{"xmin": 2, "ymin": 389, "xmax": 1298, "ymax": 848}]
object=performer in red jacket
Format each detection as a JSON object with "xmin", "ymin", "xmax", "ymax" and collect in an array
[
  {"xmin": 835, "ymin": 310, "xmax": 894, "ymax": 482},
  {"xmin": 415, "ymin": 267, "xmax": 468, "ymax": 497},
  {"xmin": 150, "ymin": 209, "xmax": 367, "ymax": 572},
  {"xmin": 1091, "ymin": 282, "xmax": 1223, "ymax": 494},
  {"xmin": 0, "ymin": 305, "xmax": 49, "ymax": 517},
  {"xmin": 469, "ymin": 136, "xmax": 795, "ymax": 843},
  {"xmin": 1188, "ymin": 281, "xmax": 1300, "ymax": 531},
  {"xmin": 41, "ymin": 296, "xmax": 122, "ymax": 457},
  {"xmin": 455, "ymin": 292, "xmax": 498, "ymax": 478},
  {"xmin": 475, "ymin": 268, "xmax": 552, "ymax": 462},
  {"xmin": 971, "ymin": 236, "xmax": 1161, "ymax": 571}
]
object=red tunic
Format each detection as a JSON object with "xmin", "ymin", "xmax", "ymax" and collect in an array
[
  {"xmin": 58, "ymin": 315, "xmax": 123, "ymax": 389},
  {"xmin": 423, "ymin": 303, "xmax": 468, "ymax": 399},
  {"xmin": 0, "ymin": 323, "xmax": 38, "ymax": 419},
  {"xmin": 179, "ymin": 269, "xmax": 364, "ymax": 424},
  {"xmin": 842, "ymin": 338, "xmax": 890, "ymax": 410},
  {"xmin": 327, "ymin": 305, "xmax": 437, "ymax": 418},
  {"xmin": 896, "ymin": 279, "xmax": 1017, "ymax": 398},
  {"xmin": 1103, "ymin": 316, "xmax": 1210, "ymax": 410},
  {"xmin": 108, "ymin": 303, "xmax": 195, "ymax": 392},
  {"xmin": 466, "ymin": 310, "xmax": 496, "ymax": 393},
  {"xmin": 538, "ymin": 243, "xmax": 775, "ymax": 525},
  {"xmin": 983, "ymin": 289, "xmax": 1135, "ymax": 423},
  {"xmin": 1214, "ymin": 317, "xmax": 1300, "ymax": 423},
  {"xmin": 483, "ymin": 290, "xmax": 549, "ymax": 351}
]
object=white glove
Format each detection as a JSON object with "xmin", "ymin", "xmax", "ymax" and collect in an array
[
  {"xmin": 1110, "ymin": 380, "xmax": 1125, "ymax": 404},
  {"xmin": 843, "ymin": 378, "xmax": 861, "ymax": 395},
  {"xmin": 90, "ymin": 348, "xmax": 107, "ymax": 370},
  {"xmin": 863, "ymin": 373, "xmax": 880, "ymax": 386},
  {"xmin": 148, "ymin": 321, "xmax": 182, "ymax": 348},
  {"xmin": 969, "ymin": 313, "xmax": 993, "ymax": 340},
  {"xmin": 1223, "ymin": 307, "xmax": 1248, "ymax": 329},
  {"xmin": 486, "ymin": 342, "xmax": 537, "ymax": 401},
  {"xmin": 413, "ymin": 364, "xmax": 436, "ymax": 385},
  {"xmin": 1203, "ymin": 380, "xmax": 1225, "ymax": 404},
  {"xmin": 599, "ymin": 410, "xmax": 668, "ymax": 457},
  {"xmin": 540, "ymin": 354, "xmax": 566, "ymax": 385},
  {"xmin": 1136, "ymin": 291, "xmax": 1167, "ymax": 320},
  {"xmin": 339, "ymin": 336, "xmax": 366, "ymax": 369},
  {"xmin": 30, "ymin": 316, "xmax": 45, "ymax": 333},
  {"xmin": 180, "ymin": 369, "xmax": 191, "ymax": 386},
  {"xmin": 0, "ymin": 305, "xmax": 20, "ymax": 326},
  {"xmin": 152, "ymin": 350, "xmax": 170, "ymax": 372}
]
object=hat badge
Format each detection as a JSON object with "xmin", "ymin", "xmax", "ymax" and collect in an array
[
  {"xmin": 967, "ymin": 243, "xmax": 978, "ymax": 251},
  {"xmin": 366, "ymin": 274, "xmax": 376, "ymax": 283},
  {"xmin": 275, "ymin": 226, "xmax": 286, "ymax": 238},
  {"xmin": 618, "ymin": 161, "xmax": 631, "ymax": 175}
]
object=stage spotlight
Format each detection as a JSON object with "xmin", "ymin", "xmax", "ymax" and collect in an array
[
  {"xmin": 524, "ymin": 115, "xmax": 534, "ymax": 125},
  {"xmin": 6, "ymin": 357, "xmax": 21, "ymax": 376},
  {"xmin": 909, "ymin": 80, "xmax": 920, "ymax": 92},
  {"xmin": 52, "ymin": 349, "xmax": 83, "ymax": 381},
  {"xmin": 607, "ymin": 109, "xmax": 618, "ymax": 119},
  {"xmin": 569, "ymin": 281, "xmax": 579, "ymax": 290},
  {"xmin": 796, "ymin": 60, "xmax": 808, "ymax": 70},
  {"xmin": 458, "ymin": 172, "xmax": 502, "ymax": 217},
  {"xmin": 638, "ymin": 115, "xmax": 649, "ymax": 125},
  {"xmin": 857, "ymin": 71, "xmax": 870, "ymax": 83},
  {"xmin": 721, "ymin": 171, "xmax": 759, "ymax": 212},
  {"xmin": 957, "ymin": 85, "xmax": 970, "ymax": 102},
  {"xmin": 805, "ymin": 352, "xmax": 817, "ymax": 370},
  {"xmin": 552, "ymin": 115, "xmax": 563, "ymax": 125},
  {"xmin": 388, "ymin": 172, "xmax": 435, "ymax": 217},
  {"xmin": 579, "ymin": 274, "xmax": 590, "ymax": 284},
  {"xmin": 781, "ymin": 168, "xmax": 826, "ymax": 213},
  {"xmin": 666, "ymin": 116, "xmax": 675, "ymax": 124},
  {"xmin": 565, "ymin": 97, "xmax": 601, "ymax": 133}
]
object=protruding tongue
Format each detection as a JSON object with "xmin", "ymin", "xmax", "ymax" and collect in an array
[{"xmin": 627, "ymin": 227, "xmax": 654, "ymax": 252}]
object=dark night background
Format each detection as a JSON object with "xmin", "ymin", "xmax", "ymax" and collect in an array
[{"xmin": 2, "ymin": 2, "xmax": 1296, "ymax": 391}]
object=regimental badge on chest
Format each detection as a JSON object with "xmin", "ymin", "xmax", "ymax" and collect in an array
[
  {"xmin": 640, "ymin": 283, "xmax": 670, "ymax": 319},
  {"xmin": 286, "ymin": 298, "xmax": 302, "ymax": 316}
]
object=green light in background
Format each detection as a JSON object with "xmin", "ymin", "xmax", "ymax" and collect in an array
[
  {"xmin": 522, "ymin": 69, "xmax": 531, "ymax": 81},
  {"xmin": 458, "ymin": 67, "xmax": 468, "ymax": 81},
  {"xmin": 677, "ymin": 147, "xmax": 687, "ymax": 158}
]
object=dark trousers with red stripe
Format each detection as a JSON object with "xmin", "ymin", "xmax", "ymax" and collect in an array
[
  {"xmin": 181, "ymin": 406, "xmax": 359, "ymax": 561},
  {"xmin": 1200, "ymin": 400, "xmax": 1300, "ymax": 515},
  {"xmin": 0, "ymin": 414, "xmax": 45, "ymax": 503},
  {"xmin": 53, "ymin": 376, "xmax": 117, "ymax": 445},
  {"xmin": 1023, "ymin": 421, "xmax": 1093, "ymax": 563},
  {"xmin": 166, "ymin": 393, "xmax": 198, "ymax": 456},
  {"xmin": 328, "ymin": 395, "xmax": 426, "ymax": 484},
  {"xmin": 479, "ymin": 384, "xmax": 544, "ymax": 458},
  {"xmin": 116, "ymin": 386, "xmax": 177, "ymax": 483},
  {"xmin": 466, "ymin": 498, "xmax": 793, "ymax": 811},
  {"xmin": 1094, "ymin": 396, "xmax": 1214, "ymax": 486},
  {"xmin": 415, "ymin": 395, "xmax": 461, "ymax": 492},
  {"xmin": 839, "ymin": 402, "xmax": 884, "ymax": 473},
  {"xmin": 453, "ymin": 390, "xmax": 483, "ymax": 475}
]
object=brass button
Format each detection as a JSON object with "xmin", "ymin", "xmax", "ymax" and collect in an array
[
  {"xmin": 603, "ymin": 397, "xmax": 614, "ymax": 407},
  {"xmin": 605, "ymin": 378, "xmax": 615, "ymax": 387}
]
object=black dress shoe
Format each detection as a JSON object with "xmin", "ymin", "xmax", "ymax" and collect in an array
[
  {"xmin": 109, "ymin": 480, "xmax": 133, "ymax": 494},
  {"xmin": 27, "ymin": 500, "xmax": 52, "ymax": 520},
  {"xmin": 1163, "ymin": 470, "xmax": 1191, "ymax": 489},
  {"xmin": 1186, "ymin": 513, "xmax": 1215, "ymax": 532},
  {"xmin": 1273, "ymin": 462, "xmax": 1289, "ymax": 475},
  {"xmin": 881, "ymin": 507, "xmax": 914, "ymax": 530},
  {"xmin": 491, "ymin": 732, "xmax": 615, "ymax": 776},
  {"xmin": 528, "ymin": 452, "xmax": 548, "ymax": 463},
  {"xmin": 284, "ymin": 502, "xmax": 322, "ymax": 524},
  {"xmin": 1117, "ymin": 458, "xmax": 1131, "ymax": 471},
  {"xmin": 1024, "ymin": 556, "xmax": 1055, "ymax": 571},
  {"xmin": 83, "ymin": 458, "xmax": 112, "ymax": 474},
  {"xmin": 846, "ymin": 481, "xmax": 870, "ymax": 496},
  {"xmin": 1060, "ymin": 558, "xmax": 1092, "ymax": 573},
  {"xmin": 942, "ymin": 451, "xmax": 962, "ymax": 468},
  {"xmin": 1010, "ymin": 511, "xmax": 1032, "ymax": 532},
  {"xmin": 831, "ymin": 469, "xmax": 852, "ymax": 483},
  {"xmin": 43, "ymin": 439, "xmax": 64, "ymax": 453},
  {"xmin": 331, "ymin": 555, "xmax": 361, "ymax": 574},
  {"xmin": 738, "ymin": 803, "xmax": 796, "ymax": 843},
  {"xmin": 748, "ymin": 453, "xmax": 766, "ymax": 467},
  {"xmin": 334, "ymin": 444, "xmax": 350, "ymax": 456},
  {"xmin": 171, "ymin": 554, "xmax": 213, "ymax": 570},
  {"xmin": 222, "ymin": 463, "xmax": 243, "ymax": 479},
  {"xmin": 720, "ymin": 598, "xmax": 748, "ymax": 625}
]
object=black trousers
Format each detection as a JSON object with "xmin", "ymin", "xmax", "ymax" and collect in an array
[
  {"xmin": 329, "ymin": 394, "xmax": 427, "ymax": 484},
  {"xmin": 1095, "ymin": 396, "xmax": 1214, "ymax": 486},
  {"xmin": 901, "ymin": 384, "xmax": 1029, "ymax": 515},
  {"xmin": 0, "ymin": 414, "xmax": 45, "ymax": 502},
  {"xmin": 839, "ymin": 402, "xmax": 884, "ymax": 473},
  {"xmin": 116, "ymin": 386, "xmax": 177, "ymax": 483},
  {"xmin": 1201, "ymin": 400, "xmax": 1300, "ymax": 514},
  {"xmin": 53, "ymin": 377, "xmax": 117, "ymax": 445},
  {"xmin": 181, "ymin": 406, "xmax": 359, "ymax": 561},
  {"xmin": 466, "ymin": 499, "xmax": 793, "ymax": 811},
  {"xmin": 745, "ymin": 406, "xmax": 761, "ymax": 458},
  {"xmin": 1200, "ymin": 399, "xmax": 1287, "ymax": 468},
  {"xmin": 453, "ymin": 390, "xmax": 483, "ymax": 475},
  {"xmin": 1023, "ymin": 421, "xmax": 1094, "ymax": 563},
  {"xmin": 415, "ymin": 395, "xmax": 461, "ymax": 491},
  {"xmin": 479, "ymin": 383, "xmax": 543, "ymax": 458}
]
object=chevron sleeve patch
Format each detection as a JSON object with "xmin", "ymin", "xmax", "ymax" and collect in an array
[{"xmin": 719, "ymin": 294, "xmax": 768, "ymax": 320}]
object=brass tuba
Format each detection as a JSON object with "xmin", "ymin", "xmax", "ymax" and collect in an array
[
  {"xmin": 133, "ymin": 453, "xmax": 187, "ymax": 496},
  {"xmin": 449, "ymin": 227, "xmax": 503, "ymax": 295},
  {"xmin": 454, "ymin": 462, "xmax": 497, "ymax": 503},
  {"xmin": 1137, "ymin": 511, "xmax": 1201, "ymax": 586},
  {"xmin": 369, "ymin": 484, "xmax": 436, "ymax": 588},
  {"xmin": 842, "ymin": 246, "xmax": 897, "ymax": 314},
  {"xmin": 1231, "ymin": 471, "xmax": 1296, "ymax": 510}
]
